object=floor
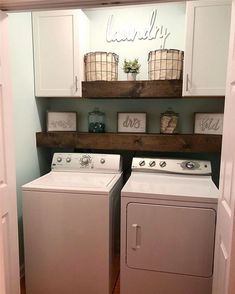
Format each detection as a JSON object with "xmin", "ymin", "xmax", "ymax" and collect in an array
[
  {"xmin": 21, "ymin": 276, "xmax": 120, "ymax": 294},
  {"xmin": 113, "ymin": 276, "xmax": 120, "ymax": 294}
]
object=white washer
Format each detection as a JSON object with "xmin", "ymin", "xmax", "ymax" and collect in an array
[
  {"xmin": 22, "ymin": 153, "xmax": 123, "ymax": 294},
  {"xmin": 121, "ymin": 157, "xmax": 219, "ymax": 294}
]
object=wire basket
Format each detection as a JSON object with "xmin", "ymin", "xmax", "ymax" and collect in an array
[
  {"xmin": 148, "ymin": 49, "xmax": 184, "ymax": 80},
  {"xmin": 84, "ymin": 52, "xmax": 119, "ymax": 81}
]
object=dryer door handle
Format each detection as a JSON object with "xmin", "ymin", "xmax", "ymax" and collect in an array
[{"xmin": 131, "ymin": 224, "xmax": 141, "ymax": 250}]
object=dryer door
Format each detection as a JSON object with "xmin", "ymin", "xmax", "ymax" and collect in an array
[{"xmin": 126, "ymin": 203, "xmax": 216, "ymax": 277}]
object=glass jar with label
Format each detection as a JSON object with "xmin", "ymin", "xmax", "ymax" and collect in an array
[
  {"xmin": 160, "ymin": 108, "xmax": 179, "ymax": 134},
  {"xmin": 88, "ymin": 108, "xmax": 105, "ymax": 133}
]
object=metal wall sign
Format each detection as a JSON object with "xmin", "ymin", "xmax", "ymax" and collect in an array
[{"xmin": 106, "ymin": 9, "xmax": 170, "ymax": 48}]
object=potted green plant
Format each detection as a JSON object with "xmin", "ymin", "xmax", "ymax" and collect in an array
[{"xmin": 123, "ymin": 58, "xmax": 141, "ymax": 80}]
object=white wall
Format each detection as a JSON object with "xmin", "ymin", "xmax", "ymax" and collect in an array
[
  {"xmin": 8, "ymin": 12, "xmax": 50, "ymax": 266},
  {"xmin": 84, "ymin": 2, "xmax": 186, "ymax": 80}
]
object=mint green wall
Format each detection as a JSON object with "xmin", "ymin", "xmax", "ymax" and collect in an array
[
  {"xmin": 48, "ymin": 98, "xmax": 224, "ymax": 133},
  {"xmin": 8, "ymin": 12, "xmax": 50, "ymax": 266}
]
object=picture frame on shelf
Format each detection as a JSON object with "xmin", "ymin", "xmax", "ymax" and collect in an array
[
  {"xmin": 194, "ymin": 112, "xmax": 224, "ymax": 135},
  {"xmin": 117, "ymin": 112, "xmax": 147, "ymax": 133},
  {"xmin": 47, "ymin": 111, "xmax": 77, "ymax": 132}
]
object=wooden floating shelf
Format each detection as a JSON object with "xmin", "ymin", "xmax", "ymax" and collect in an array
[
  {"xmin": 36, "ymin": 132, "xmax": 222, "ymax": 153},
  {"xmin": 82, "ymin": 80, "xmax": 183, "ymax": 98}
]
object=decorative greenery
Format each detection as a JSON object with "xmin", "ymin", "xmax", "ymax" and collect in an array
[{"xmin": 123, "ymin": 58, "xmax": 141, "ymax": 74}]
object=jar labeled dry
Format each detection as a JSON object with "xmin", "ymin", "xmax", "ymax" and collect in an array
[{"xmin": 160, "ymin": 108, "xmax": 179, "ymax": 134}]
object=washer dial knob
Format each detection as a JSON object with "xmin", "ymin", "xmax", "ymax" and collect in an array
[
  {"xmin": 159, "ymin": 161, "xmax": 167, "ymax": 168},
  {"xmin": 149, "ymin": 161, "xmax": 156, "ymax": 167},
  {"xmin": 139, "ymin": 160, "xmax": 145, "ymax": 167},
  {"xmin": 80, "ymin": 155, "xmax": 91, "ymax": 166},
  {"xmin": 100, "ymin": 158, "xmax": 105, "ymax": 164},
  {"xmin": 185, "ymin": 161, "xmax": 195, "ymax": 169}
]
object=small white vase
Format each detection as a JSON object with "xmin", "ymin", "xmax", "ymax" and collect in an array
[{"xmin": 127, "ymin": 72, "xmax": 137, "ymax": 81}]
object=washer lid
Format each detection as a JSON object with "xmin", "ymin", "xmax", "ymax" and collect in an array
[
  {"xmin": 22, "ymin": 171, "xmax": 121, "ymax": 193},
  {"xmin": 122, "ymin": 172, "xmax": 219, "ymax": 203}
]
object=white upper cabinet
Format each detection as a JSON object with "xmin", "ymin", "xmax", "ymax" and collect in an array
[
  {"xmin": 32, "ymin": 10, "xmax": 89, "ymax": 97},
  {"xmin": 183, "ymin": 0, "xmax": 231, "ymax": 96}
]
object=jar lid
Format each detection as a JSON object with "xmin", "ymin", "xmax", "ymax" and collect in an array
[
  {"xmin": 161, "ymin": 108, "xmax": 179, "ymax": 117},
  {"xmin": 88, "ymin": 107, "xmax": 105, "ymax": 115}
]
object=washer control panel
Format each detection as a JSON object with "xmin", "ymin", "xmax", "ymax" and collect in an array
[
  {"xmin": 51, "ymin": 153, "xmax": 121, "ymax": 172},
  {"xmin": 132, "ymin": 158, "xmax": 211, "ymax": 175}
]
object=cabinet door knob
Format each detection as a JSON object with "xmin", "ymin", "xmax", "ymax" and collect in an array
[{"xmin": 75, "ymin": 76, "xmax": 78, "ymax": 92}]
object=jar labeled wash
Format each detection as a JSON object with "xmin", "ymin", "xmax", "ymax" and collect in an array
[
  {"xmin": 88, "ymin": 108, "xmax": 105, "ymax": 133},
  {"xmin": 160, "ymin": 108, "xmax": 179, "ymax": 134}
]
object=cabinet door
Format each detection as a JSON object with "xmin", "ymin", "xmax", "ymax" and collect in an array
[
  {"xmin": 183, "ymin": 0, "xmax": 231, "ymax": 96},
  {"xmin": 33, "ymin": 10, "xmax": 88, "ymax": 97}
]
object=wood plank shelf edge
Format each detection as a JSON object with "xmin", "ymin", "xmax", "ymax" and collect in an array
[
  {"xmin": 82, "ymin": 80, "xmax": 183, "ymax": 98},
  {"xmin": 36, "ymin": 132, "xmax": 222, "ymax": 153}
]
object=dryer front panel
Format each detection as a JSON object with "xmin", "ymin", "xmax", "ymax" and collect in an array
[{"xmin": 126, "ymin": 203, "xmax": 216, "ymax": 277}]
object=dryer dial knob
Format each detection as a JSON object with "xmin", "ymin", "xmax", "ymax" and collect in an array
[
  {"xmin": 57, "ymin": 157, "xmax": 62, "ymax": 163},
  {"xmin": 66, "ymin": 157, "xmax": 71, "ymax": 163},
  {"xmin": 159, "ymin": 161, "xmax": 167, "ymax": 168},
  {"xmin": 185, "ymin": 161, "xmax": 195, "ymax": 169},
  {"xmin": 149, "ymin": 161, "xmax": 156, "ymax": 167},
  {"xmin": 139, "ymin": 160, "xmax": 145, "ymax": 167}
]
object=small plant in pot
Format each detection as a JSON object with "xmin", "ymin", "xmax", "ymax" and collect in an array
[{"xmin": 123, "ymin": 58, "xmax": 141, "ymax": 80}]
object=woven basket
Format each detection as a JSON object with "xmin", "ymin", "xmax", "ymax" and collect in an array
[
  {"xmin": 84, "ymin": 52, "xmax": 119, "ymax": 81},
  {"xmin": 148, "ymin": 49, "xmax": 184, "ymax": 80}
]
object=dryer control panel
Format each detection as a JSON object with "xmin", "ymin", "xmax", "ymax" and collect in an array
[
  {"xmin": 132, "ymin": 158, "xmax": 211, "ymax": 175},
  {"xmin": 51, "ymin": 153, "xmax": 122, "ymax": 172}
]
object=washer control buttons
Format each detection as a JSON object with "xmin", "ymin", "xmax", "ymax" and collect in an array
[
  {"xmin": 149, "ymin": 161, "xmax": 156, "ymax": 167},
  {"xmin": 66, "ymin": 157, "xmax": 71, "ymax": 163},
  {"xmin": 159, "ymin": 161, "xmax": 167, "ymax": 168},
  {"xmin": 57, "ymin": 157, "xmax": 62, "ymax": 163},
  {"xmin": 139, "ymin": 160, "xmax": 145, "ymax": 167},
  {"xmin": 100, "ymin": 158, "xmax": 105, "ymax": 164}
]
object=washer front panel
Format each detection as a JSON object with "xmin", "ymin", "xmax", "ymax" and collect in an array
[{"xmin": 51, "ymin": 153, "xmax": 121, "ymax": 172}]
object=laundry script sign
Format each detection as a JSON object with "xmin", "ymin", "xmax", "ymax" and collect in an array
[
  {"xmin": 106, "ymin": 9, "xmax": 170, "ymax": 48},
  {"xmin": 194, "ymin": 113, "xmax": 224, "ymax": 135},
  {"xmin": 118, "ymin": 113, "xmax": 147, "ymax": 133}
]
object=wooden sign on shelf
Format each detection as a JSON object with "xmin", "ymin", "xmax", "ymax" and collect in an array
[
  {"xmin": 117, "ymin": 112, "xmax": 147, "ymax": 133},
  {"xmin": 194, "ymin": 113, "xmax": 224, "ymax": 135},
  {"xmin": 47, "ymin": 111, "xmax": 77, "ymax": 132}
]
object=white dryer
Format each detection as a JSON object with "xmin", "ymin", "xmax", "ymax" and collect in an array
[
  {"xmin": 22, "ymin": 153, "xmax": 122, "ymax": 294},
  {"xmin": 121, "ymin": 157, "xmax": 219, "ymax": 294}
]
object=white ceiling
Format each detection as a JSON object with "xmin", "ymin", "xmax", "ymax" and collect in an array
[{"xmin": 0, "ymin": 0, "xmax": 186, "ymax": 11}]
